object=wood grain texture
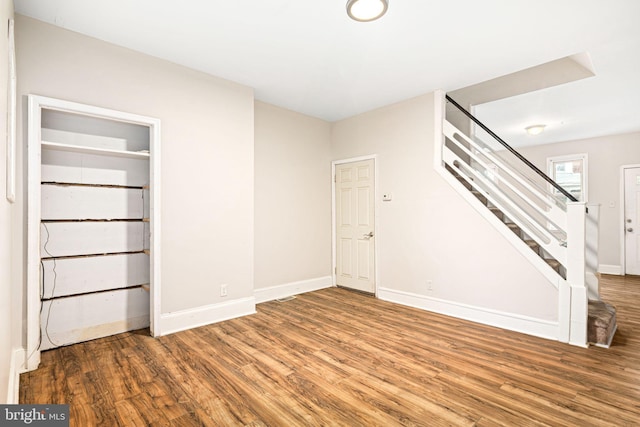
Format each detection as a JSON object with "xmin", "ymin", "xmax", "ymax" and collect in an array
[{"xmin": 20, "ymin": 274, "xmax": 640, "ymax": 426}]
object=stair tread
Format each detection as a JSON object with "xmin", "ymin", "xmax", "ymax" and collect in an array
[
  {"xmin": 588, "ymin": 300, "xmax": 616, "ymax": 326},
  {"xmin": 471, "ymin": 191, "xmax": 488, "ymax": 205},
  {"xmin": 588, "ymin": 300, "xmax": 617, "ymax": 346},
  {"xmin": 507, "ymin": 223, "xmax": 520, "ymax": 230},
  {"xmin": 545, "ymin": 259, "xmax": 561, "ymax": 268},
  {"xmin": 524, "ymin": 239, "xmax": 539, "ymax": 249},
  {"xmin": 488, "ymin": 207, "xmax": 504, "ymax": 220}
]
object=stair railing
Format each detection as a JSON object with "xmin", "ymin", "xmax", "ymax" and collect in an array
[
  {"xmin": 445, "ymin": 95, "xmax": 578, "ymax": 203},
  {"xmin": 443, "ymin": 119, "xmax": 569, "ymax": 267},
  {"xmin": 436, "ymin": 91, "xmax": 593, "ymax": 346},
  {"xmin": 444, "ymin": 122, "xmax": 567, "ymax": 251}
]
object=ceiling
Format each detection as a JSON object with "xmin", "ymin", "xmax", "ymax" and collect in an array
[
  {"xmin": 14, "ymin": 0, "xmax": 640, "ymax": 144},
  {"xmin": 472, "ymin": 36, "xmax": 640, "ymax": 148}
]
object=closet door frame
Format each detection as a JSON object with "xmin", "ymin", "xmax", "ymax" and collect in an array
[{"xmin": 26, "ymin": 95, "xmax": 162, "ymax": 370}]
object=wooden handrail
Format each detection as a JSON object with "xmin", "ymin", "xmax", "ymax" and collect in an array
[{"xmin": 445, "ymin": 94, "xmax": 578, "ymax": 202}]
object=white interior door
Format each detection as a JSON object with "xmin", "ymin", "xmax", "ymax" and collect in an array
[
  {"xmin": 624, "ymin": 167, "xmax": 640, "ymax": 275},
  {"xmin": 336, "ymin": 159, "xmax": 375, "ymax": 293}
]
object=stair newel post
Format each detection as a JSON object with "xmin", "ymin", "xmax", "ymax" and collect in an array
[
  {"xmin": 585, "ymin": 203, "xmax": 600, "ymax": 300},
  {"xmin": 567, "ymin": 201, "xmax": 588, "ymax": 347}
]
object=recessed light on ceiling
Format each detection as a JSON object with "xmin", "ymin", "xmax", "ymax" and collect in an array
[
  {"xmin": 525, "ymin": 124, "xmax": 546, "ymax": 136},
  {"xmin": 346, "ymin": 0, "xmax": 388, "ymax": 22}
]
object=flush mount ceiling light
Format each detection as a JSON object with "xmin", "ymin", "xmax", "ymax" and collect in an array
[
  {"xmin": 347, "ymin": 0, "xmax": 389, "ymax": 22},
  {"xmin": 525, "ymin": 124, "xmax": 546, "ymax": 136}
]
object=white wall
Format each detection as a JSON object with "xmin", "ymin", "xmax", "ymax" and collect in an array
[
  {"xmin": 15, "ymin": 15, "xmax": 255, "ymax": 342},
  {"xmin": 518, "ymin": 131, "xmax": 640, "ymax": 271},
  {"xmin": 331, "ymin": 93, "xmax": 559, "ymax": 324},
  {"xmin": 0, "ymin": 0, "xmax": 15, "ymax": 404},
  {"xmin": 254, "ymin": 102, "xmax": 332, "ymax": 293}
]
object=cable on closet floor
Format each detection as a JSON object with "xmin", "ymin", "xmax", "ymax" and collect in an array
[{"xmin": 41, "ymin": 222, "xmax": 60, "ymax": 348}]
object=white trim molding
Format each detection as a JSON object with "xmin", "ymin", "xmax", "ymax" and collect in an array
[
  {"xmin": 7, "ymin": 348, "xmax": 25, "ymax": 404},
  {"xmin": 598, "ymin": 264, "xmax": 622, "ymax": 276},
  {"xmin": 159, "ymin": 297, "xmax": 256, "ymax": 336},
  {"xmin": 254, "ymin": 276, "xmax": 332, "ymax": 304},
  {"xmin": 619, "ymin": 164, "xmax": 640, "ymax": 275},
  {"xmin": 6, "ymin": 19, "xmax": 16, "ymax": 203},
  {"xmin": 378, "ymin": 287, "xmax": 559, "ymax": 341}
]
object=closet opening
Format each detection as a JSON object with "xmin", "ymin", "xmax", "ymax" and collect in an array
[{"xmin": 26, "ymin": 95, "xmax": 162, "ymax": 370}]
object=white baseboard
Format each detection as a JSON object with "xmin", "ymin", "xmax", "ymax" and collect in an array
[
  {"xmin": 7, "ymin": 348, "xmax": 25, "ymax": 404},
  {"xmin": 598, "ymin": 264, "xmax": 622, "ymax": 275},
  {"xmin": 159, "ymin": 297, "xmax": 256, "ymax": 336},
  {"xmin": 378, "ymin": 287, "xmax": 559, "ymax": 341},
  {"xmin": 254, "ymin": 276, "xmax": 332, "ymax": 304}
]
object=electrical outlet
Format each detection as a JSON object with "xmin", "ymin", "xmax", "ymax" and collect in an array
[
  {"xmin": 426, "ymin": 280, "xmax": 433, "ymax": 291},
  {"xmin": 220, "ymin": 284, "xmax": 228, "ymax": 297}
]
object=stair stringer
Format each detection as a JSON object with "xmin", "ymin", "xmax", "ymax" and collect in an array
[
  {"xmin": 435, "ymin": 163, "xmax": 564, "ymax": 288},
  {"xmin": 432, "ymin": 90, "xmax": 571, "ymax": 343},
  {"xmin": 434, "ymin": 150, "xmax": 578, "ymax": 343}
]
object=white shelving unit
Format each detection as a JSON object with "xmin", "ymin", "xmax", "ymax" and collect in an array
[
  {"xmin": 41, "ymin": 140, "xmax": 151, "ymax": 159},
  {"xmin": 26, "ymin": 95, "xmax": 161, "ymax": 369}
]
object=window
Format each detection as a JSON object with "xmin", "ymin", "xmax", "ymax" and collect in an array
[{"xmin": 547, "ymin": 154, "xmax": 588, "ymax": 202}]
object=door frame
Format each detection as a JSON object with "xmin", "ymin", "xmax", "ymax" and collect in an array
[
  {"xmin": 620, "ymin": 164, "xmax": 640, "ymax": 275},
  {"xmin": 26, "ymin": 95, "xmax": 162, "ymax": 370},
  {"xmin": 331, "ymin": 155, "xmax": 379, "ymax": 295}
]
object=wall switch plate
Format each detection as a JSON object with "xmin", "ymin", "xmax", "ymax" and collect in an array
[
  {"xmin": 220, "ymin": 284, "xmax": 228, "ymax": 297},
  {"xmin": 383, "ymin": 193, "xmax": 392, "ymax": 201}
]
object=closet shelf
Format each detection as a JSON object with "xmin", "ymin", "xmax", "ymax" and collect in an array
[
  {"xmin": 42, "ymin": 182, "xmax": 145, "ymax": 190},
  {"xmin": 41, "ymin": 250, "xmax": 148, "ymax": 261},
  {"xmin": 41, "ymin": 218, "xmax": 146, "ymax": 223},
  {"xmin": 42, "ymin": 140, "xmax": 150, "ymax": 159},
  {"xmin": 41, "ymin": 284, "xmax": 149, "ymax": 301}
]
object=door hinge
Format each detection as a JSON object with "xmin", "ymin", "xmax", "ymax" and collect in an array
[
  {"xmin": 334, "ymin": 174, "xmax": 336, "ymax": 183},
  {"xmin": 335, "ymin": 267, "xmax": 337, "ymax": 274}
]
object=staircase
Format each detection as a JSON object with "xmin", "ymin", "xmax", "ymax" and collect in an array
[
  {"xmin": 437, "ymin": 92, "xmax": 616, "ymax": 348},
  {"xmin": 446, "ymin": 164, "xmax": 566, "ymax": 278}
]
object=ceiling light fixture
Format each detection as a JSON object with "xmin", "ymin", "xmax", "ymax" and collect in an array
[
  {"xmin": 525, "ymin": 124, "xmax": 546, "ymax": 136},
  {"xmin": 347, "ymin": 0, "xmax": 389, "ymax": 22}
]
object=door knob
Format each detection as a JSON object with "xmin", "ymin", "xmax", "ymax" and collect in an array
[
  {"xmin": 627, "ymin": 228, "xmax": 634, "ymax": 232},
  {"xmin": 363, "ymin": 231, "xmax": 374, "ymax": 238}
]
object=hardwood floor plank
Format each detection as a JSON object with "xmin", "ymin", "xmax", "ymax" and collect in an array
[
  {"xmin": 20, "ymin": 274, "xmax": 640, "ymax": 426},
  {"xmin": 572, "ymin": 391, "xmax": 640, "ymax": 424}
]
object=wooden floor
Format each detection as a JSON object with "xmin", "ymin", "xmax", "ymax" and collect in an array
[{"xmin": 20, "ymin": 275, "xmax": 640, "ymax": 426}]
